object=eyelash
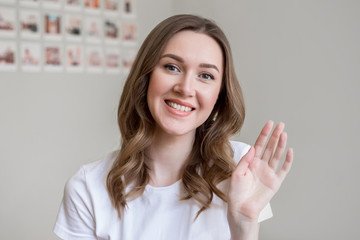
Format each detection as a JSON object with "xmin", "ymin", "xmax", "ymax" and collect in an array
[
  {"xmin": 164, "ymin": 64, "xmax": 215, "ymax": 80},
  {"xmin": 164, "ymin": 64, "xmax": 180, "ymax": 72},
  {"xmin": 199, "ymin": 73, "xmax": 214, "ymax": 80}
]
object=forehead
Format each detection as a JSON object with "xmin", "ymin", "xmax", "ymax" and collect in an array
[{"xmin": 161, "ymin": 30, "xmax": 224, "ymax": 70}]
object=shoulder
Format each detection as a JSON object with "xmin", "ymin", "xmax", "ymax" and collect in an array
[
  {"xmin": 63, "ymin": 150, "xmax": 118, "ymax": 203},
  {"xmin": 230, "ymin": 140, "xmax": 251, "ymax": 164},
  {"xmin": 54, "ymin": 151, "xmax": 119, "ymax": 239},
  {"xmin": 80, "ymin": 150, "xmax": 118, "ymax": 179}
]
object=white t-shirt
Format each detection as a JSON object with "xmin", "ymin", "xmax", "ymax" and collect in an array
[{"xmin": 54, "ymin": 141, "xmax": 272, "ymax": 240}]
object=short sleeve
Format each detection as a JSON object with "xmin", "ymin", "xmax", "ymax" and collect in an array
[{"xmin": 54, "ymin": 167, "xmax": 97, "ymax": 240}]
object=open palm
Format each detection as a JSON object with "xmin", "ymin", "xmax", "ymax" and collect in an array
[{"xmin": 228, "ymin": 121, "xmax": 293, "ymax": 222}]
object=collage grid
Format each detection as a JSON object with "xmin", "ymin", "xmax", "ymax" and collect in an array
[{"xmin": 0, "ymin": 0, "xmax": 138, "ymax": 74}]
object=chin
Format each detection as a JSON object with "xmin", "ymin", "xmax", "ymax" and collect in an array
[
  {"xmin": 158, "ymin": 124, "xmax": 196, "ymax": 138},
  {"xmin": 166, "ymin": 129, "xmax": 194, "ymax": 137}
]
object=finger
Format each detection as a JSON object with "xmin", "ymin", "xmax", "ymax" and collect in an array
[
  {"xmin": 254, "ymin": 121, "xmax": 274, "ymax": 159},
  {"xmin": 234, "ymin": 146, "xmax": 255, "ymax": 176},
  {"xmin": 269, "ymin": 132, "xmax": 287, "ymax": 170},
  {"xmin": 261, "ymin": 122, "xmax": 285, "ymax": 162},
  {"xmin": 277, "ymin": 148, "xmax": 293, "ymax": 181}
]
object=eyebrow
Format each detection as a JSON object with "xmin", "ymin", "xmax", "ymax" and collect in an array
[{"xmin": 160, "ymin": 53, "xmax": 220, "ymax": 73}]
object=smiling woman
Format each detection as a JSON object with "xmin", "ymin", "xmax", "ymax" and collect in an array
[{"xmin": 54, "ymin": 14, "xmax": 293, "ymax": 240}]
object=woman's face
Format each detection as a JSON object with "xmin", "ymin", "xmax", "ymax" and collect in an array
[{"xmin": 147, "ymin": 30, "xmax": 223, "ymax": 138}]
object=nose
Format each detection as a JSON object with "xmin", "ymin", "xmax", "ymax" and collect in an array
[{"xmin": 173, "ymin": 72, "xmax": 195, "ymax": 97}]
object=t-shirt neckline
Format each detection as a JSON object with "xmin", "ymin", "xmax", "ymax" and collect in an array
[{"xmin": 145, "ymin": 179, "xmax": 182, "ymax": 191}]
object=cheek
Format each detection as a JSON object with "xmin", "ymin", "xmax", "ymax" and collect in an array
[
  {"xmin": 198, "ymin": 88, "xmax": 221, "ymax": 111},
  {"xmin": 147, "ymin": 72, "xmax": 160, "ymax": 99},
  {"xmin": 148, "ymin": 70, "xmax": 166, "ymax": 94},
  {"xmin": 147, "ymin": 71, "xmax": 167, "ymax": 111},
  {"xmin": 147, "ymin": 87, "xmax": 157, "ymax": 117}
]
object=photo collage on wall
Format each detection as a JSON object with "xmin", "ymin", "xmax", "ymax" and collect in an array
[{"xmin": 0, "ymin": 0, "xmax": 138, "ymax": 74}]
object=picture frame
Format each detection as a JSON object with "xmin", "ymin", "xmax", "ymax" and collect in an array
[{"xmin": 20, "ymin": 42, "xmax": 41, "ymax": 72}]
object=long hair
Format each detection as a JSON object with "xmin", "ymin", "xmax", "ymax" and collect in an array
[{"xmin": 107, "ymin": 14, "xmax": 245, "ymax": 218}]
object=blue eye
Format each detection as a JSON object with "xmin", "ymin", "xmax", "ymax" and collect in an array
[
  {"xmin": 165, "ymin": 64, "xmax": 180, "ymax": 72},
  {"xmin": 199, "ymin": 73, "xmax": 214, "ymax": 80}
]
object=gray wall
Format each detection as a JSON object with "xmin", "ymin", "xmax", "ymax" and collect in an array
[
  {"xmin": 1, "ymin": 0, "xmax": 359, "ymax": 239},
  {"xmin": 173, "ymin": 0, "xmax": 360, "ymax": 239}
]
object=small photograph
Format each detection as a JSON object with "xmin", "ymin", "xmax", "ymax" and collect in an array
[
  {"xmin": 122, "ymin": 0, "xmax": 136, "ymax": 17},
  {"xmin": 21, "ymin": 42, "xmax": 41, "ymax": 72},
  {"xmin": 105, "ymin": 48, "xmax": 120, "ymax": 73},
  {"xmin": 121, "ymin": 48, "xmax": 136, "ymax": 73},
  {"xmin": 19, "ymin": 10, "xmax": 41, "ymax": 39},
  {"xmin": 0, "ymin": 41, "xmax": 16, "ymax": 71},
  {"xmin": 65, "ymin": 0, "xmax": 82, "ymax": 11},
  {"xmin": 44, "ymin": 13, "xmax": 62, "ymax": 40},
  {"xmin": 64, "ymin": 15, "xmax": 82, "ymax": 41},
  {"xmin": 66, "ymin": 44, "xmax": 83, "ymax": 72},
  {"xmin": 86, "ymin": 46, "xmax": 103, "ymax": 73},
  {"xmin": 19, "ymin": 0, "xmax": 40, "ymax": 7},
  {"xmin": 43, "ymin": 0, "xmax": 62, "ymax": 9},
  {"xmin": 104, "ymin": 0, "xmax": 119, "ymax": 13},
  {"xmin": 104, "ymin": 19, "xmax": 120, "ymax": 44},
  {"xmin": 122, "ymin": 22, "xmax": 137, "ymax": 44},
  {"xmin": 84, "ymin": 17, "xmax": 102, "ymax": 43},
  {"xmin": 44, "ymin": 44, "xmax": 63, "ymax": 72},
  {"xmin": 0, "ymin": 7, "xmax": 16, "ymax": 38},
  {"xmin": 84, "ymin": 0, "xmax": 100, "ymax": 14}
]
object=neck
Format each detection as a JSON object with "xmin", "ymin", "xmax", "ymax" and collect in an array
[{"xmin": 146, "ymin": 129, "xmax": 195, "ymax": 187}]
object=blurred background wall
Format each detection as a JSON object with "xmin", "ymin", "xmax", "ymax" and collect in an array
[{"xmin": 0, "ymin": 0, "xmax": 359, "ymax": 239}]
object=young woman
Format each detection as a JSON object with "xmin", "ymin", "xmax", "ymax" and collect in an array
[{"xmin": 54, "ymin": 14, "xmax": 293, "ymax": 240}]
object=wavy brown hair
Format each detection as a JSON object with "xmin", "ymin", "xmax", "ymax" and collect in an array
[{"xmin": 107, "ymin": 14, "xmax": 245, "ymax": 218}]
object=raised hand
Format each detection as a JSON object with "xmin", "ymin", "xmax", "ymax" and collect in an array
[{"xmin": 228, "ymin": 121, "xmax": 293, "ymax": 223}]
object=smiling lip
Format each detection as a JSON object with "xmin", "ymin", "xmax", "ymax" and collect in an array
[
  {"xmin": 164, "ymin": 99, "xmax": 195, "ymax": 116},
  {"xmin": 165, "ymin": 98, "xmax": 195, "ymax": 109}
]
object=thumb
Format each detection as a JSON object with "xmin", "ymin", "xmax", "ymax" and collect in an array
[{"xmin": 235, "ymin": 146, "xmax": 255, "ymax": 175}]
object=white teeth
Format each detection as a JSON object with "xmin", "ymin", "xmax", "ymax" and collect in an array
[{"xmin": 166, "ymin": 101, "xmax": 193, "ymax": 112}]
